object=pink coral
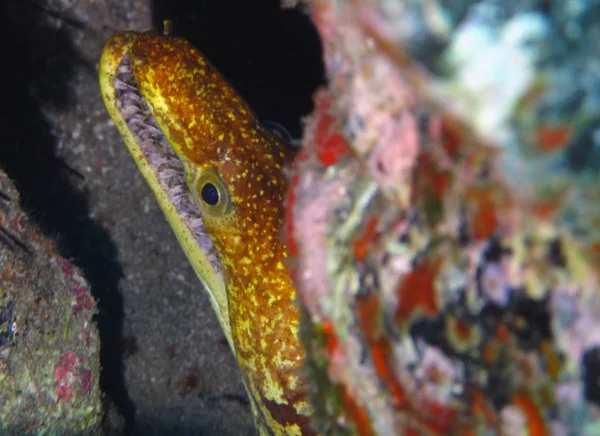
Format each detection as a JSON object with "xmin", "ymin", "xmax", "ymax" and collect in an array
[
  {"xmin": 56, "ymin": 258, "xmax": 95, "ymax": 313},
  {"xmin": 54, "ymin": 352, "xmax": 77, "ymax": 403},
  {"xmin": 53, "ymin": 352, "xmax": 92, "ymax": 403},
  {"xmin": 72, "ymin": 287, "xmax": 94, "ymax": 312}
]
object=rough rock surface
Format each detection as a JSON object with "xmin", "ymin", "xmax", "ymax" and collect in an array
[
  {"xmin": 287, "ymin": 1, "xmax": 600, "ymax": 434},
  {"xmin": 0, "ymin": 168, "xmax": 102, "ymax": 435}
]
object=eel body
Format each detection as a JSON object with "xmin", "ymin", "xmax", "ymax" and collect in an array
[{"xmin": 99, "ymin": 26, "xmax": 312, "ymax": 435}]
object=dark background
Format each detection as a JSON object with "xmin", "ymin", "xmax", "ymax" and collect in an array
[{"xmin": 152, "ymin": 0, "xmax": 324, "ymax": 137}]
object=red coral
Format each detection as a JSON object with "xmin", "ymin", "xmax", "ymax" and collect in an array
[
  {"xmin": 468, "ymin": 187, "xmax": 500, "ymax": 241},
  {"xmin": 338, "ymin": 383, "xmax": 373, "ymax": 436},
  {"xmin": 394, "ymin": 259, "xmax": 442, "ymax": 326},
  {"xmin": 535, "ymin": 123, "xmax": 572, "ymax": 153},
  {"xmin": 81, "ymin": 369, "xmax": 92, "ymax": 396},
  {"xmin": 55, "ymin": 384, "xmax": 73, "ymax": 403},
  {"xmin": 312, "ymin": 90, "xmax": 353, "ymax": 167},
  {"xmin": 511, "ymin": 392, "xmax": 548, "ymax": 436},
  {"xmin": 353, "ymin": 216, "xmax": 379, "ymax": 261},
  {"xmin": 54, "ymin": 352, "xmax": 77, "ymax": 403},
  {"xmin": 72, "ymin": 286, "xmax": 94, "ymax": 312},
  {"xmin": 54, "ymin": 352, "xmax": 92, "ymax": 403},
  {"xmin": 57, "ymin": 257, "xmax": 95, "ymax": 313},
  {"xmin": 356, "ymin": 293, "xmax": 406, "ymax": 408},
  {"xmin": 58, "ymin": 257, "xmax": 73, "ymax": 277}
]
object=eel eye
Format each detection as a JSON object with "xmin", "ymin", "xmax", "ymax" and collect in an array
[{"xmin": 192, "ymin": 169, "xmax": 230, "ymax": 216}]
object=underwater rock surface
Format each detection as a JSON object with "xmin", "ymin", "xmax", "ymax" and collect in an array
[
  {"xmin": 287, "ymin": 1, "xmax": 600, "ymax": 434},
  {"xmin": 0, "ymin": 168, "xmax": 102, "ymax": 435}
]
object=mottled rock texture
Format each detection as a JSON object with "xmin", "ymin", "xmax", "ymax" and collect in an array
[
  {"xmin": 0, "ymin": 168, "xmax": 102, "ymax": 435},
  {"xmin": 287, "ymin": 1, "xmax": 600, "ymax": 434}
]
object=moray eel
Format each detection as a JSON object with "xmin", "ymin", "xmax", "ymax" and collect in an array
[{"xmin": 99, "ymin": 23, "xmax": 312, "ymax": 435}]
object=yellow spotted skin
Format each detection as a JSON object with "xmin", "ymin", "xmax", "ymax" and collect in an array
[{"xmin": 99, "ymin": 30, "xmax": 313, "ymax": 435}]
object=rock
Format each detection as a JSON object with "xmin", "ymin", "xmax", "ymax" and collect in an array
[
  {"xmin": 287, "ymin": 1, "xmax": 600, "ymax": 434},
  {"xmin": 0, "ymin": 167, "xmax": 102, "ymax": 435}
]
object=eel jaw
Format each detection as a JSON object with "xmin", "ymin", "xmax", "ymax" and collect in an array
[{"xmin": 98, "ymin": 32, "xmax": 234, "ymax": 352}]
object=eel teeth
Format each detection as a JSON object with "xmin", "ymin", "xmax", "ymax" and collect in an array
[{"xmin": 113, "ymin": 55, "xmax": 224, "ymax": 281}]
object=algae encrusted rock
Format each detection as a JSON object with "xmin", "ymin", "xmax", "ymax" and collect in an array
[
  {"xmin": 287, "ymin": 1, "xmax": 600, "ymax": 434},
  {"xmin": 0, "ymin": 168, "xmax": 102, "ymax": 435}
]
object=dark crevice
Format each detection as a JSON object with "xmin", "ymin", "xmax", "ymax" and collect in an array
[{"xmin": 151, "ymin": 0, "xmax": 325, "ymax": 139}]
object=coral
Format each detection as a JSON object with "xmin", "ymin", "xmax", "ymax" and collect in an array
[
  {"xmin": 54, "ymin": 352, "xmax": 93, "ymax": 403},
  {"xmin": 0, "ymin": 167, "xmax": 102, "ymax": 434},
  {"xmin": 288, "ymin": 0, "xmax": 600, "ymax": 434}
]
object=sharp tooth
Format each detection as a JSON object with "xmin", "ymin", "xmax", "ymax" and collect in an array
[
  {"xmin": 145, "ymin": 116, "xmax": 159, "ymax": 128},
  {"xmin": 114, "ymin": 78, "xmax": 137, "ymax": 91},
  {"xmin": 117, "ymin": 63, "xmax": 131, "ymax": 74},
  {"xmin": 114, "ymin": 60, "xmax": 219, "ymax": 276},
  {"xmin": 145, "ymin": 123, "xmax": 163, "ymax": 136},
  {"xmin": 122, "ymin": 92, "xmax": 142, "ymax": 105},
  {"xmin": 120, "ymin": 104, "xmax": 140, "ymax": 118},
  {"xmin": 127, "ymin": 118, "xmax": 149, "ymax": 128},
  {"xmin": 160, "ymin": 169, "xmax": 182, "ymax": 179},
  {"xmin": 141, "ymin": 145, "xmax": 155, "ymax": 155},
  {"xmin": 137, "ymin": 130, "xmax": 152, "ymax": 140}
]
